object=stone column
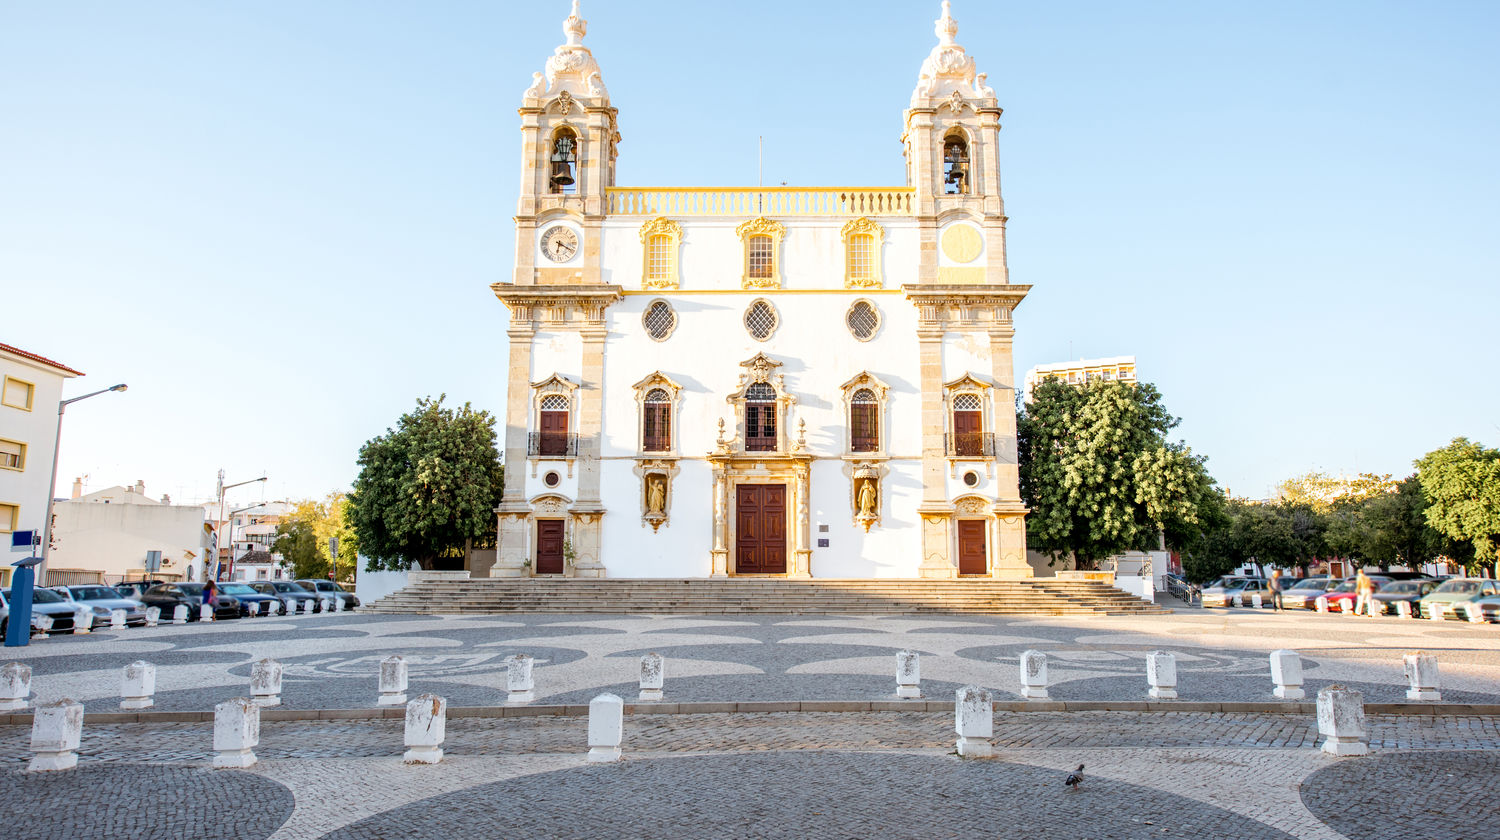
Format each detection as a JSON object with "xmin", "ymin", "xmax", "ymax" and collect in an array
[
  {"xmin": 709, "ymin": 467, "xmax": 729, "ymax": 577},
  {"xmin": 987, "ymin": 324, "xmax": 1031, "ymax": 579},
  {"xmin": 790, "ymin": 462, "xmax": 812, "ymax": 578},
  {"xmin": 917, "ymin": 326, "xmax": 954, "ymax": 578},
  {"xmin": 570, "ymin": 321, "xmax": 608, "ymax": 578},
  {"xmin": 493, "ymin": 317, "xmax": 536, "ymax": 578}
]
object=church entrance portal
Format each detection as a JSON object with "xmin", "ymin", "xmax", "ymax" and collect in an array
[
  {"xmin": 735, "ymin": 484, "xmax": 787, "ymax": 574},
  {"xmin": 957, "ymin": 519, "xmax": 987, "ymax": 575},
  {"xmin": 536, "ymin": 519, "xmax": 565, "ymax": 574}
]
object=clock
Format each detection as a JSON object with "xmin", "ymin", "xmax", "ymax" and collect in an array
[{"xmin": 541, "ymin": 226, "xmax": 579, "ymax": 262}]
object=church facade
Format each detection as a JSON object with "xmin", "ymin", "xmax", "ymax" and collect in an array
[{"xmin": 491, "ymin": 2, "xmax": 1031, "ymax": 579}]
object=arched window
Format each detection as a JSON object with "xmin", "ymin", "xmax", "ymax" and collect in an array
[
  {"xmin": 951, "ymin": 392, "xmax": 983, "ymax": 455},
  {"xmin": 550, "ymin": 129, "xmax": 578, "ymax": 195},
  {"xmin": 850, "ymin": 389, "xmax": 878, "ymax": 453},
  {"xmin": 643, "ymin": 388, "xmax": 671, "ymax": 452},
  {"xmin": 943, "ymin": 135, "xmax": 970, "ymax": 195},
  {"xmin": 745, "ymin": 382, "xmax": 777, "ymax": 452},
  {"xmin": 539, "ymin": 394, "xmax": 570, "ymax": 456}
]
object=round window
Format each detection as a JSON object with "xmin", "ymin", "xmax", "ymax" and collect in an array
[
  {"xmin": 744, "ymin": 299, "xmax": 778, "ymax": 341},
  {"xmin": 544, "ymin": 471, "xmax": 561, "ymax": 488},
  {"xmin": 846, "ymin": 300, "xmax": 880, "ymax": 341},
  {"xmin": 963, "ymin": 471, "xmax": 981, "ymax": 488},
  {"xmin": 643, "ymin": 299, "xmax": 677, "ymax": 341}
]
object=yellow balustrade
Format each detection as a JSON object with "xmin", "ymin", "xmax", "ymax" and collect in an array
[{"xmin": 606, "ymin": 187, "xmax": 915, "ymax": 217}]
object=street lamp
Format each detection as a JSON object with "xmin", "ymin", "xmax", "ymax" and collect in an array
[
  {"xmin": 214, "ymin": 471, "xmax": 267, "ymax": 581},
  {"xmin": 38, "ymin": 384, "xmax": 127, "ymax": 587}
]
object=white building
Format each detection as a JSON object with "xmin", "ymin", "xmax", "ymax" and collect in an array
[
  {"xmin": 48, "ymin": 480, "xmax": 210, "ymax": 583},
  {"xmin": 205, "ymin": 500, "xmax": 292, "ymax": 582},
  {"xmin": 1023, "ymin": 356, "xmax": 1138, "ymax": 402},
  {"xmin": 489, "ymin": 3, "xmax": 1030, "ymax": 579},
  {"xmin": 0, "ymin": 342, "xmax": 83, "ymax": 587}
]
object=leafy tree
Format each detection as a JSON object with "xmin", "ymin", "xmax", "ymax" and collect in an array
[
  {"xmin": 273, "ymin": 500, "xmax": 328, "ymax": 580},
  {"xmin": 1325, "ymin": 475, "xmax": 1442, "ymax": 571},
  {"xmin": 1177, "ymin": 489, "xmax": 1239, "ymax": 583},
  {"xmin": 1019, "ymin": 379, "xmax": 1217, "ymax": 569},
  {"xmin": 1416, "ymin": 437, "xmax": 1500, "ymax": 575},
  {"xmin": 350, "ymin": 396, "xmax": 505, "ymax": 572},
  {"xmin": 1275, "ymin": 471, "xmax": 1395, "ymax": 512}
]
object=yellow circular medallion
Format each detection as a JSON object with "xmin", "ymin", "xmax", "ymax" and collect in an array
[{"xmin": 941, "ymin": 225, "xmax": 983, "ymax": 264}]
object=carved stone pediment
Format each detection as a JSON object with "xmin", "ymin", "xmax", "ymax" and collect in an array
[{"xmin": 739, "ymin": 352, "xmax": 783, "ymax": 385}]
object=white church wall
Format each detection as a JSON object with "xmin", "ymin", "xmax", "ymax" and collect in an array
[
  {"xmin": 807, "ymin": 459, "xmax": 924, "ymax": 577},
  {"xmin": 597, "ymin": 459, "xmax": 714, "ymax": 577},
  {"xmin": 530, "ymin": 329, "xmax": 581, "ymax": 385}
]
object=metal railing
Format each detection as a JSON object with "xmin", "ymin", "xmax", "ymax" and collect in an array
[
  {"xmin": 528, "ymin": 433, "xmax": 579, "ymax": 458},
  {"xmin": 945, "ymin": 432, "xmax": 998, "ymax": 457}
]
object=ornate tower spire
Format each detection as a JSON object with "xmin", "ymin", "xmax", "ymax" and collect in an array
[
  {"xmin": 521, "ymin": 0, "xmax": 609, "ymax": 101},
  {"xmin": 912, "ymin": 0, "xmax": 995, "ymax": 104}
]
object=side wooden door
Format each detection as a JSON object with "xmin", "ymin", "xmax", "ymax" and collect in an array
[
  {"xmin": 536, "ymin": 520, "xmax": 565, "ymax": 574},
  {"xmin": 957, "ymin": 520, "xmax": 987, "ymax": 575}
]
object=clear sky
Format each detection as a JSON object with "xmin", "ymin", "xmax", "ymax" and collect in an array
[{"xmin": 3, "ymin": 1, "xmax": 1497, "ymax": 508}]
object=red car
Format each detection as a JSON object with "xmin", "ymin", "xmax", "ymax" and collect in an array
[{"xmin": 1322, "ymin": 577, "xmax": 1390, "ymax": 612}]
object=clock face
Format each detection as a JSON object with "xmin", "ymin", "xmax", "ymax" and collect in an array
[{"xmin": 541, "ymin": 226, "xmax": 579, "ymax": 262}]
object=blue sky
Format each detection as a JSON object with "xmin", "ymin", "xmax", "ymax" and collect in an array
[{"xmin": 3, "ymin": 0, "xmax": 1497, "ymax": 506}]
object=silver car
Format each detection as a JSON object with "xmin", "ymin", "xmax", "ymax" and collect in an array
[
  {"xmin": 51, "ymin": 585, "xmax": 149, "ymax": 627},
  {"xmin": 1201, "ymin": 576, "xmax": 1272, "ymax": 608},
  {"xmin": 1280, "ymin": 576, "xmax": 1339, "ymax": 610}
]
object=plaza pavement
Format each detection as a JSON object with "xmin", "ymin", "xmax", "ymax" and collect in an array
[{"xmin": 3, "ymin": 602, "xmax": 1499, "ymax": 838}]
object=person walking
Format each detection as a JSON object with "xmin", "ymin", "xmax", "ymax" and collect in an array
[
  {"xmin": 1269, "ymin": 569, "xmax": 1285, "ymax": 612},
  {"xmin": 1354, "ymin": 570, "xmax": 1374, "ymax": 617}
]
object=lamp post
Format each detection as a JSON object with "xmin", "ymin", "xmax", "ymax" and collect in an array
[
  {"xmin": 38, "ymin": 384, "xmax": 127, "ymax": 587},
  {"xmin": 214, "ymin": 471, "xmax": 266, "ymax": 581}
]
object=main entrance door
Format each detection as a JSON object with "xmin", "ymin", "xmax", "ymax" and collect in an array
[
  {"xmin": 735, "ymin": 484, "xmax": 787, "ymax": 574},
  {"xmin": 957, "ymin": 520, "xmax": 987, "ymax": 575},
  {"xmin": 536, "ymin": 519, "xmax": 565, "ymax": 574}
]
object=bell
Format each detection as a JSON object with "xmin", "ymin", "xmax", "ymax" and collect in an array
[{"xmin": 550, "ymin": 160, "xmax": 575, "ymax": 187}]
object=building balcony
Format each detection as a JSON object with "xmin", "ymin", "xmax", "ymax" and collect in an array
[
  {"xmin": 945, "ymin": 433, "xmax": 999, "ymax": 458},
  {"xmin": 528, "ymin": 433, "xmax": 579, "ymax": 458},
  {"xmin": 606, "ymin": 187, "xmax": 915, "ymax": 217}
]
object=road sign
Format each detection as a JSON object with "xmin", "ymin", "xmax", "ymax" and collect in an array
[{"xmin": 9, "ymin": 530, "xmax": 38, "ymax": 553}]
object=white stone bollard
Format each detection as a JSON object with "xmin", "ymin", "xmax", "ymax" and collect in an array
[
  {"xmin": 1403, "ymin": 652, "xmax": 1441, "ymax": 701},
  {"xmin": 1146, "ymin": 650, "xmax": 1178, "ymax": 700},
  {"xmin": 1395, "ymin": 601, "xmax": 1412, "ymax": 619},
  {"xmin": 506, "ymin": 654, "xmax": 535, "ymax": 704},
  {"xmin": 299, "ymin": 599, "xmax": 312, "ymax": 615},
  {"xmin": 403, "ymin": 694, "xmax": 447, "ymax": 764},
  {"xmin": 74, "ymin": 607, "xmax": 92, "ymax": 634},
  {"xmin": 172, "ymin": 605, "xmax": 188, "ymax": 625},
  {"xmin": 1251, "ymin": 593, "xmax": 1263, "ymax": 609},
  {"xmin": 1315, "ymin": 596, "xmax": 1329, "ymax": 613},
  {"xmin": 120, "ymin": 661, "xmax": 156, "ymax": 710},
  {"xmin": 28, "ymin": 699, "xmax": 84, "ymax": 772},
  {"xmin": 1019, "ymin": 650, "xmax": 1048, "ymax": 700},
  {"xmin": 378, "ymin": 655, "xmax": 409, "ymax": 706},
  {"xmin": 1317, "ymin": 685, "xmax": 1367, "ymax": 756},
  {"xmin": 199, "ymin": 603, "xmax": 214, "ymax": 622},
  {"xmin": 896, "ymin": 650, "xmax": 921, "ymax": 699},
  {"xmin": 31, "ymin": 615, "xmax": 53, "ymax": 636},
  {"xmin": 1, "ymin": 662, "xmax": 33, "ymax": 711},
  {"xmin": 250, "ymin": 658, "xmax": 283, "ymax": 707},
  {"xmin": 319, "ymin": 598, "xmax": 332, "ymax": 613},
  {"xmin": 1269, "ymin": 649, "xmax": 1305, "ymax": 700},
  {"xmin": 954, "ymin": 685, "xmax": 993, "ymax": 758},
  {"xmin": 1464, "ymin": 603, "xmax": 1485, "ymax": 624},
  {"xmin": 247, "ymin": 601, "xmax": 260, "ymax": 617},
  {"xmin": 1427, "ymin": 603, "xmax": 1446, "ymax": 622},
  {"xmin": 110, "ymin": 609, "xmax": 126, "ymax": 630},
  {"xmin": 213, "ymin": 697, "xmax": 260, "ymax": 768},
  {"xmin": 334, "ymin": 598, "xmax": 345, "ymax": 612},
  {"xmin": 638, "ymin": 652, "xmax": 664, "ymax": 701},
  {"xmin": 144, "ymin": 606, "xmax": 160, "ymax": 627},
  {"xmin": 587, "ymin": 693, "xmax": 625, "ymax": 763}
]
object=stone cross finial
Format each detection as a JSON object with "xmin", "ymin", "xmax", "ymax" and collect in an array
[{"xmin": 936, "ymin": 1, "xmax": 958, "ymax": 45}]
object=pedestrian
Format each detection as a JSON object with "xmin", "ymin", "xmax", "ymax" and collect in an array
[
  {"xmin": 203, "ymin": 579, "xmax": 218, "ymax": 615},
  {"xmin": 1354, "ymin": 570, "xmax": 1374, "ymax": 617},
  {"xmin": 1269, "ymin": 568, "xmax": 1284, "ymax": 612}
]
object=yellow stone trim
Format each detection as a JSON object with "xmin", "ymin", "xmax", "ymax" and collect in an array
[
  {"xmin": 735, "ymin": 217, "xmax": 786, "ymax": 289},
  {"xmin": 840, "ymin": 217, "xmax": 885, "ymax": 289},
  {"xmin": 2, "ymin": 376, "xmax": 35, "ymax": 411},
  {"xmin": 0, "ymin": 438, "xmax": 25, "ymax": 472},
  {"xmin": 941, "ymin": 224, "xmax": 983, "ymax": 263},
  {"xmin": 937, "ymin": 266, "xmax": 987, "ymax": 284},
  {"xmin": 638, "ymin": 217, "xmax": 682, "ymax": 290}
]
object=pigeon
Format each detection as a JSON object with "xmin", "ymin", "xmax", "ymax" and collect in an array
[{"xmin": 1064, "ymin": 764, "xmax": 1085, "ymax": 791}]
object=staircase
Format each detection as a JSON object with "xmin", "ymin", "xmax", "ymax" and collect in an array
[{"xmin": 364, "ymin": 578, "xmax": 1168, "ymax": 616}]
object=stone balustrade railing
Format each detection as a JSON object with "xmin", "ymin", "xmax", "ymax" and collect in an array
[{"xmin": 606, "ymin": 187, "xmax": 916, "ymax": 217}]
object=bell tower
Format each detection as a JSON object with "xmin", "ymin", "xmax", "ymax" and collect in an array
[{"xmin": 513, "ymin": 0, "xmax": 620, "ymax": 285}]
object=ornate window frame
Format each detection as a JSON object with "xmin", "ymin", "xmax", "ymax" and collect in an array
[
  {"xmin": 735, "ymin": 217, "xmax": 786, "ymax": 289},
  {"xmin": 743, "ymin": 298, "xmax": 780, "ymax": 342},
  {"xmin": 943, "ymin": 373, "xmax": 994, "ymax": 470},
  {"xmin": 638, "ymin": 217, "xmax": 682, "ymax": 289},
  {"xmin": 722, "ymin": 352, "xmax": 798, "ymax": 455},
  {"xmin": 631, "ymin": 371, "xmax": 682, "ymax": 456},
  {"xmin": 641, "ymin": 298, "xmax": 678, "ymax": 342},
  {"xmin": 841, "ymin": 217, "xmax": 885, "ymax": 288},
  {"xmin": 548, "ymin": 124, "xmax": 581, "ymax": 196},
  {"xmin": 531, "ymin": 373, "xmax": 580, "ymax": 472},
  {"xmin": 845, "ymin": 298, "xmax": 882, "ymax": 342},
  {"xmin": 839, "ymin": 372, "xmax": 891, "ymax": 457}
]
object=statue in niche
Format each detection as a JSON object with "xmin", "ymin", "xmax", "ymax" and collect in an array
[
  {"xmin": 647, "ymin": 476, "xmax": 666, "ymax": 514},
  {"xmin": 856, "ymin": 478, "xmax": 879, "ymax": 531}
]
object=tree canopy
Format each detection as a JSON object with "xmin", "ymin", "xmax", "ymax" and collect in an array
[
  {"xmin": 272, "ymin": 492, "xmax": 360, "ymax": 581},
  {"xmin": 349, "ymin": 396, "xmax": 504, "ymax": 572},
  {"xmin": 1416, "ymin": 437, "xmax": 1500, "ymax": 574},
  {"xmin": 1019, "ymin": 379, "xmax": 1217, "ymax": 569}
]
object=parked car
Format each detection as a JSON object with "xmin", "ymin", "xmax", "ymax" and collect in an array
[
  {"xmin": 1419, "ymin": 578, "xmax": 1500, "ymax": 619},
  {"xmin": 138, "ymin": 583, "xmax": 241, "ymax": 621},
  {"xmin": 1200, "ymin": 576, "xmax": 1270, "ymax": 608},
  {"xmin": 1471, "ymin": 592, "xmax": 1500, "ymax": 623},
  {"xmin": 215, "ymin": 583, "xmax": 281, "ymax": 617},
  {"xmin": 114, "ymin": 580, "xmax": 164, "ymax": 601},
  {"xmin": 2, "ymin": 588, "xmax": 79, "ymax": 634},
  {"xmin": 249, "ymin": 581, "xmax": 320, "ymax": 614},
  {"xmin": 295, "ymin": 579, "xmax": 360, "ymax": 610},
  {"xmin": 1373, "ymin": 579, "xmax": 1441, "ymax": 615},
  {"xmin": 50, "ymin": 585, "xmax": 148, "ymax": 627},
  {"xmin": 1280, "ymin": 577, "xmax": 1339, "ymax": 610}
]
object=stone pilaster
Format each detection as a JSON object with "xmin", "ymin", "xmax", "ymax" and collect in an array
[
  {"xmin": 917, "ymin": 326, "xmax": 955, "ymax": 577},
  {"xmin": 790, "ymin": 463, "xmax": 812, "ymax": 579},
  {"xmin": 492, "ymin": 319, "xmax": 536, "ymax": 578},
  {"xmin": 710, "ymin": 470, "xmax": 728, "ymax": 577},
  {"xmin": 570, "ymin": 321, "xmax": 608, "ymax": 577}
]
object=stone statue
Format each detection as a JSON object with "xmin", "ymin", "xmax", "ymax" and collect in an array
[
  {"xmin": 647, "ymin": 477, "xmax": 666, "ymax": 514},
  {"xmin": 857, "ymin": 479, "xmax": 878, "ymax": 517}
]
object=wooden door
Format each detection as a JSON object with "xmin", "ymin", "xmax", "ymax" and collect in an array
[
  {"xmin": 539, "ymin": 410, "xmax": 569, "ymax": 456},
  {"xmin": 953, "ymin": 410, "xmax": 983, "ymax": 456},
  {"xmin": 957, "ymin": 520, "xmax": 987, "ymax": 575},
  {"xmin": 735, "ymin": 484, "xmax": 787, "ymax": 574},
  {"xmin": 536, "ymin": 520, "xmax": 565, "ymax": 575}
]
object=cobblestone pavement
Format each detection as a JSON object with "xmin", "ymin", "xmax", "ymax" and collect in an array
[
  {"xmin": 1301, "ymin": 750, "xmax": 1500, "ymax": 840},
  {"xmin": 6, "ymin": 610, "xmax": 1500, "ymax": 712}
]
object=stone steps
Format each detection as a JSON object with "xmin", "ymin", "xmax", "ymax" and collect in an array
[{"xmin": 364, "ymin": 578, "xmax": 1168, "ymax": 616}]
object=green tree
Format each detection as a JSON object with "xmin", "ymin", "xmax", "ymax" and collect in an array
[
  {"xmin": 1325, "ymin": 475, "xmax": 1442, "ymax": 571},
  {"xmin": 1415, "ymin": 437, "xmax": 1500, "ymax": 575},
  {"xmin": 1177, "ymin": 489, "xmax": 1240, "ymax": 583},
  {"xmin": 350, "ymin": 396, "xmax": 505, "ymax": 572},
  {"xmin": 273, "ymin": 500, "xmax": 328, "ymax": 580},
  {"xmin": 1019, "ymin": 379, "xmax": 1217, "ymax": 569}
]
